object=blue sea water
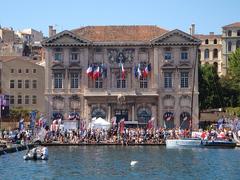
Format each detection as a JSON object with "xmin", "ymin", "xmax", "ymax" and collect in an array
[{"xmin": 0, "ymin": 146, "xmax": 240, "ymax": 180}]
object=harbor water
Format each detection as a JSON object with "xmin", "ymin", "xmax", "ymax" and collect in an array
[{"xmin": 1, "ymin": 146, "xmax": 240, "ymax": 180}]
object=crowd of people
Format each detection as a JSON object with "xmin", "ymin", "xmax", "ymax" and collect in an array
[
  {"xmin": 1, "ymin": 115, "xmax": 240, "ymax": 146},
  {"xmin": 1, "ymin": 124, "xmax": 240, "ymax": 146}
]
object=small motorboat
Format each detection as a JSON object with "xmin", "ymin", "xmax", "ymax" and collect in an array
[
  {"xmin": 201, "ymin": 139, "xmax": 236, "ymax": 148},
  {"xmin": 23, "ymin": 146, "xmax": 48, "ymax": 160},
  {"xmin": 166, "ymin": 138, "xmax": 202, "ymax": 148}
]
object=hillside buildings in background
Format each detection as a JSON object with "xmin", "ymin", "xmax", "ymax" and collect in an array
[{"xmin": 0, "ymin": 56, "xmax": 45, "ymax": 113}]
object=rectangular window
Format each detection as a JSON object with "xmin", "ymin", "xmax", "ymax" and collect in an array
[
  {"xmin": 164, "ymin": 72, "xmax": 173, "ymax": 88},
  {"xmin": 26, "ymin": 69, "xmax": 29, "ymax": 73},
  {"xmin": 25, "ymin": 80, "xmax": 30, "ymax": 89},
  {"xmin": 70, "ymin": 73, "xmax": 79, "ymax": 88},
  {"xmin": 54, "ymin": 73, "xmax": 63, "ymax": 89},
  {"xmin": 32, "ymin": 80, "xmax": 37, "ymax": 89},
  {"xmin": 17, "ymin": 95, "xmax": 22, "ymax": 104},
  {"xmin": 10, "ymin": 95, "xmax": 14, "ymax": 104},
  {"xmin": 95, "ymin": 78, "xmax": 103, "ymax": 88},
  {"xmin": 33, "ymin": 69, "xmax": 36, "ymax": 73},
  {"xmin": 10, "ymin": 80, "xmax": 14, "ymax": 88},
  {"xmin": 180, "ymin": 72, "xmax": 189, "ymax": 88},
  {"xmin": 54, "ymin": 53, "xmax": 63, "ymax": 62},
  {"xmin": 32, "ymin": 95, "xmax": 37, "ymax": 104},
  {"xmin": 18, "ymin": 69, "xmax": 22, "ymax": 73},
  {"xmin": 181, "ymin": 52, "xmax": 188, "ymax": 60},
  {"xmin": 117, "ymin": 79, "xmax": 126, "ymax": 88},
  {"xmin": 18, "ymin": 80, "xmax": 22, "ymax": 88},
  {"xmin": 140, "ymin": 77, "xmax": 148, "ymax": 88},
  {"xmin": 164, "ymin": 52, "xmax": 172, "ymax": 60},
  {"xmin": 237, "ymin": 30, "xmax": 240, "ymax": 36},
  {"xmin": 11, "ymin": 69, "xmax": 14, "ymax": 73},
  {"xmin": 71, "ymin": 53, "xmax": 79, "ymax": 61},
  {"xmin": 25, "ymin": 95, "xmax": 29, "ymax": 104}
]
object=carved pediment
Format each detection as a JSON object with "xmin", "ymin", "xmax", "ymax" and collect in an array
[
  {"xmin": 178, "ymin": 62, "xmax": 192, "ymax": 69},
  {"xmin": 69, "ymin": 62, "xmax": 81, "ymax": 68},
  {"xmin": 42, "ymin": 30, "xmax": 91, "ymax": 46},
  {"xmin": 162, "ymin": 63, "xmax": 176, "ymax": 69},
  {"xmin": 52, "ymin": 63, "xmax": 65, "ymax": 70},
  {"xmin": 151, "ymin": 29, "xmax": 201, "ymax": 45}
]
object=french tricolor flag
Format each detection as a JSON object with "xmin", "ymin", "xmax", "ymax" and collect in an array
[
  {"xmin": 121, "ymin": 63, "xmax": 125, "ymax": 80},
  {"xmin": 137, "ymin": 64, "xmax": 142, "ymax": 79},
  {"xmin": 143, "ymin": 66, "xmax": 149, "ymax": 78},
  {"xmin": 93, "ymin": 66, "xmax": 100, "ymax": 79},
  {"xmin": 86, "ymin": 65, "xmax": 93, "ymax": 77}
]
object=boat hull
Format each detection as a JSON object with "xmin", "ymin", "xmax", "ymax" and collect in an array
[
  {"xmin": 201, "ymin": 140, "xmax": 236, "ymax": 148},
  {"xmin": 166, "ymin": 138, "xmax": 202, "ymax": 148}
]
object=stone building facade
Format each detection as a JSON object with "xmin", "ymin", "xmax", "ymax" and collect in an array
[
  {"xmin": 42, "ymin": 26, "xmax": 201, "ymax": 129},
  {"xmin": 0, "ymin": 56, "xmax": 45, "ymax": 113},
  {"xmin": 195, "ymin": 33, "xmax": 223, "ymax": 75},
  {"xmin": 222, "ymin": 22, "xmax": 240, "ymax": 75}
]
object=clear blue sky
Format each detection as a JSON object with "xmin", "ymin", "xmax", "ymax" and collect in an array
[{"xmin": 0, "ymin": 0, "xmax": 239, "ymax": 36}]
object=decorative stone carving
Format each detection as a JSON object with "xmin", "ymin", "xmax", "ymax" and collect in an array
[
  {"xmin": 69, "ymin": 95, "xmax": 80, "ymax": 110},
  {"xmin": 107, "ymin": 49, "xmax": 135, "ymax": 64},
  {"xmin": 107, "ymin": 49, "xmax": 117, "ymax": 64},
  {"xmin": 163, "ymin": 95, "xmax": 175, "ymax": 108},
  {"xmin": 53, "ymin": 95, "xmax": 64, "ymax": 110},
  {"xmin": 179, "ymin": 95, "xmax": 191, "ymax": 108},
  {"xmin": 117, "ymin": 94, "xmax": 126, "ymax": 105},
  {"xmin": 123, "ymin": 49, "xmax": 134, "ymax": 63}
]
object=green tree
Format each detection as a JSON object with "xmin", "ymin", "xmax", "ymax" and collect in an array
[
  {"xmin": 9, "ymin": 107, "xmax": 31, "ymax": 121},
  {"xmin": 199, "ymin": 63, "xmax": 222, "ymax": 110}
]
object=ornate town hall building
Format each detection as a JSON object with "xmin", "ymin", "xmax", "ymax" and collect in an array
[{"xmin": 42, "ymin": 26, "xmax": 201, "ymax": 129}]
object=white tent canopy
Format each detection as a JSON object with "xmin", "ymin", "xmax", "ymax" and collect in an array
[{"xmin": 89, "ymin": 117, "xmax": 111, "ymax": 130}]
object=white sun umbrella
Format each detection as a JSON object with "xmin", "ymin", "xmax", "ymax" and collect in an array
[{"xmin": 92, "ymin": 117, "xmax": 111, "ymax": 130}]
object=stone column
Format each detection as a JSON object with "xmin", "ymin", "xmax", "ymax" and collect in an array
[
  {"xmin": 108, "ymin": 104, "xmax": 111, "ymax": 122},
  {"xmin": 131, "ymin": 104, "xmax": 135, "ymax": 121},
  {"xmin": 64, "ymin": 96, "xmax": 69, "ymax": 120},
  {"xmin": 175, "ymin": 95, "xmax": 180, "ymax": 128},
  {"xmin": 151, "ymin": 105, "xmax": 157, "ymax": 127}
]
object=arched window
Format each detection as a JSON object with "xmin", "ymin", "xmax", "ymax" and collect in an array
[
  {"xmin": 163, "ymin": 112, "xmax": 174, "ymax": 129},
  {"xmin": 180, "ymin": 112, "xmax": 190, "ymax": 129},
  {"xmin": 228, "ymin": 30, "xmax": 232, "ymax": 37},
  {"xmin": 213, "ymin": 49, "xmax": 218, "ymax": 58},
  {"xmin": 213, "ymin": 39, "xmax": 217, "ymax": 44},
  {"xmin": 228, "ymin": 41, "xmax": 232, "ymax": 52},
  {"xmin": 137, "ymin": 107, "xmax": 152, "ymax": 124},
  {"xmin": 236, "ymin": 40, "xmax": 240, "ymax": 49},
  {"xmin": 204, "ymin": 49, "xmax": 209, "ymax": 59},
  {"xmin": 91, "ymin": 108, "xmax": 106, "ymax": 118},
  {"xmin": 205, "ymin": 39, "xmax": 209, "ymax": 44}
]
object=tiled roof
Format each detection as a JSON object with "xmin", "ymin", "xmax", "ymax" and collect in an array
[
  {"xmin": 0, "ymin": 56, "xmax": 38, "ymax": 63},
  {"xmin": 223, "ymin": 22, "xmax": 240, "ymax": 28},
  {"xmin": 194, "ymin": 34, "xmax": 221, "ymax": 40},
  {"xmin": 71, "ymin": 25, "xmax": 168, "ymax": 42}
]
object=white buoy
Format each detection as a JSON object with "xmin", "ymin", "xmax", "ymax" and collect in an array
[{"xmin": 130, "ymin": 161, "xmax": 138, "ymax": 166}]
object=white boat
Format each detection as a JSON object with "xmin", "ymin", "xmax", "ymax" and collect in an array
[
  {"xmin": 23, "ymin": 146, "xmax": 48, "ymax": 160},
  {"xmin": 166, "ymin": 138, "xmax": 202, "ymax": 148}
]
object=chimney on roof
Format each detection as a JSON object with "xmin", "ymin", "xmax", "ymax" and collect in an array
[
  {"xmin": 189, "ymin": 27, "xmax": 192, "ymax": 35},
  {"xmin": 209, "ymin": 32, "xmax": 214, "ymax": 35},
  {"xmin": 191, "ymin": 24, "xmax": 195, "ymax": 35},
  {"xmin": 49, "ymin": 25, "xmax": 53, "ymax": 37},
  {"xmin": 52, "ymin": 29, "xmax": 56, "ymax": 36}
]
